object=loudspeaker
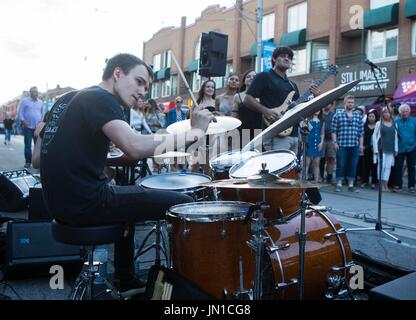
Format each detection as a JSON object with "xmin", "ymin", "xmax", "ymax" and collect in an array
[
  {"xmin": 5, "ymin": 221, "xmax": 83, "ymax": 276},
  {"xmin": 0, "ymin": 170, "xmax": 39, "ymax": 212},
  {"xmin": 369, "ymin": 272, "xmax": 416, "ymax": 300},
  {"xmin": 199, "ymin": 31, "xmax": 228, "ymax": 77}
]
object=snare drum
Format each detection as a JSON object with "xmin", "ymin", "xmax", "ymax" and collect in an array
[
  {"xmin": 228, "ymin": 150, "xmax": 302, "ymax": 220},
  {"xmin": 167, "ymin": 201, "xmax": 255, "ymax": 299},
  {"xmin": 140, "ymin": 172, "xmax": 213, "ymax": 201}
]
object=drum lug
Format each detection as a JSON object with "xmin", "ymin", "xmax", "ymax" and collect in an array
[
  {"xmin": 267, "ymin": 242, "xmax": 290, "ymax": 254},
  {"xmin": 331, "ymin": 261, "xmax": 356, "ymax": 272},
  {"xmin": 221, "ymin": 221, "xmax": 226, "ymax": 240},
  {"xmin": 275, "ymin": 278, "xmax": 298, "ymax": 291},
  {"xmin": 323, "ymin": 228, "xmax": 346, "ymax": 240},
  {"xmin": 232, "ymin": 289, "xmax": 253, "ymax": 300},
  {"xmin": 182, "ymin": 220, "xmax": 190, "ymax": 239}
]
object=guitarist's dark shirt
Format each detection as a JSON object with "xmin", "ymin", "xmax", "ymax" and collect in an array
[{"xmin": 247, "ymin": 69, "xmax": 300, "ymax": 133}]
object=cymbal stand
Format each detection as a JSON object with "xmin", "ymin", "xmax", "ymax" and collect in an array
[{"xmin": 298, "ymin": 119, "xmax": 313, "ymax": 300}]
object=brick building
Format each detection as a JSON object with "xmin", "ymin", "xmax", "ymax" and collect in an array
[{"xmin": 143, "ymin": 0, "xmax": 416, "ymax": 111}]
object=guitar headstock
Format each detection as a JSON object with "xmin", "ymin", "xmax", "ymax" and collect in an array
[{"xmin": 327, "ymin": 64, "xmax": 339, "ymax": 76}]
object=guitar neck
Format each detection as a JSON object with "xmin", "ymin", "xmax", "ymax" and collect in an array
[{"xmin": 295, "ymin": 72, "xmax": 332, "ymax": 104}]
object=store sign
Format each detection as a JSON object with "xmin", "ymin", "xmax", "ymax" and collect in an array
[{"xmin": 336, "ymin": 61, "xmax": 397, "ymax": 97}]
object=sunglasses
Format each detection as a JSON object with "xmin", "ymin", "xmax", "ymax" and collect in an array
[{"xmin": 176, "ymin": 100, "xmax": 183, "ymax": 103}]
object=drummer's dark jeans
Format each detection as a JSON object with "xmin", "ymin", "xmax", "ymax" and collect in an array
[{"xmin": 70, "ymin": 185, "xmax": 194, "ymax": 283}]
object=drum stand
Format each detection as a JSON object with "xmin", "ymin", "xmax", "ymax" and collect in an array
[
  {"xmin": 298, "ymin": 120, "xmax": 313, "ymax": 300},
  {"xmin": 244, "ymin": 200, "xmax": 270, "ymax": 300}
]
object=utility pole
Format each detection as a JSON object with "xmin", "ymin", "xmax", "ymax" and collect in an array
[{"xmin": 256, "ymin": 0, "xmax": 263, "ymax": 73}]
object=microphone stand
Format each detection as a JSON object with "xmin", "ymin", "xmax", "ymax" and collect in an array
[{"xmin": 345, "ymin": 65, "xmax": 401, "ymax": 243}]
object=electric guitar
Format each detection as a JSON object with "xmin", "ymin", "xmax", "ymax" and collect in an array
[{"xmin": 263, "ymin": 64, "xmax": 339, "ymax": 136}]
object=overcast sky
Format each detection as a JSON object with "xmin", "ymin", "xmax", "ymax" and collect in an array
[{"xmin": 0, "ymin": 0, "xmax": 235, "ymax": 104}]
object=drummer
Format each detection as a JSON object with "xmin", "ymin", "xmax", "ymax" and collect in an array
[
  {"xmin": 244, "ymin": 46, "xmax": 321, "ymax": 154},
  {"xmin": 32, "ymin": 53, "xmax": 215, "ymax": 298}
]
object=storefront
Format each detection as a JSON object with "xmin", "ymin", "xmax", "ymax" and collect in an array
[{"xmin": 335, "ymin": 61, "xmax": 397, "ymax": 112}]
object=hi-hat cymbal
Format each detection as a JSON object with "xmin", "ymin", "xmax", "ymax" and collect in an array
[
  {"xmin": 242, "ymin": 80, "xmax": 361, "ymax": 151},
  {"xmin": 153, "ymin": 151, "xmax": 190, "ymax": 159},
  {"xmin": 200, "ymin": 179, "xmax": 324, "ymax": 190},
  {"xmin": 166, "ymin": 116, "xmax": 241, "ymax": 135}
]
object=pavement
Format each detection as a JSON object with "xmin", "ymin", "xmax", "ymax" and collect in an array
[{"xmin": 1, "ymin": 135, "xmax": 415, "ymax": 300}]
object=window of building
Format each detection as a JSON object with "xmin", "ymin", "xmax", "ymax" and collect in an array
[
  {"xmin": 311, "ymin": 43, "xmax": 329, "ymax": 72},
  {"xmin": 413, "ymin": 22, "xmax": 416, "ymax": 56},
  {"xmin": 195, "ymin": 37, "xmax": 201, "ymax": 60},
  {"xmin": 367, "ymin": 28, "xmax": 398, "ymax": 61},
  {"xmin": 151, "ymin": 82, "xmax": 160, "ymax": 99},
  {"xmin": 287, "ymin": 45, "xmax": 310, "ymax": 76},
  {"xmin": 170, "ymin": 75, "xmax": 177, "ymax": 97},
  {"xmin": 152, "ymin": 54, "xmax": 161, "ymax": 72},
  {"xmin": 288, "ymin": 2, "xmax": 307, "ymax": 33},
  {"xmin": 162, "ymin": 50, "xmax": 172, "ymax": 69},
  {"xmin": 262, "ymin": 13, "xmax": 275, "ymax": 41},
  {"xmin": 162, "ymin": 80, "xmax": 171, "ymax": 98},
  {"xmin": 370, "ymin": 0, "xmax": 398, "ymax": 10}
]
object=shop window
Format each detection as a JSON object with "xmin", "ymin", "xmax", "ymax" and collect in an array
[{"xmin": 367, "ymin": 28, "xmax": 398, "ymax": 62}]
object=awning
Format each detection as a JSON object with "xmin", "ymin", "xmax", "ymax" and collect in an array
[
  {"xmin": 279, "ymin": 29, "xmax": 306, "ymax": 47},
  {"xmin": 364, "ymin": 3, "xmax": 399, "ymax": 30},
  {"xmin": 155, "ymin": 67, "xmax": 170, "ymax": 81},
  {"xmin": 405, "ymin": 0, "xmax": 416, "ymax": 19},
  {"xmin": 187, "ymin": 59, "xmax": 199, "ymax": 72},
  {"xmin": 392, "ymin": 76, "xmax": 416, "ymax": 109}
]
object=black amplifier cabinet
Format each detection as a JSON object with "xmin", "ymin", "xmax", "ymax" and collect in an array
[{"xmin": 5, "ymin": 221, "xmax": 83, "ymax": 276}]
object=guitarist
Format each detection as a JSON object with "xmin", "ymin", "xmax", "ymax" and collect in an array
[{"xmin": 244, "ymin": 46, "xmax": 320, "ymax": 154}]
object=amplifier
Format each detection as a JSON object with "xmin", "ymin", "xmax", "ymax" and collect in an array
[
  {"xmin": 0, "ymin": 170, "xmax": 39, "ymax": 212},
  {"xmin": 5, "ymin": 221, "xmax": 83, "ymax": 276}
]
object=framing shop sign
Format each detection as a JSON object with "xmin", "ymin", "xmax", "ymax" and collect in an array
[{"xmin": 336, "ymin": 61, "xmax": 397, "ymax": 97}]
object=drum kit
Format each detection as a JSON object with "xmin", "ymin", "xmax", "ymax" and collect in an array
[{"xmin": 139, "ymin": 80, "xmax": 361, "ymax": 300}]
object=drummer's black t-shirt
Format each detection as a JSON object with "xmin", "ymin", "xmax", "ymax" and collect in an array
[
  {"xmin": 40, "ymin": 86, "xmax": 124, "ymax": 219},
  {"xmin": 247, "ymin": 69, "xmax": 300, "ymax": 135}
]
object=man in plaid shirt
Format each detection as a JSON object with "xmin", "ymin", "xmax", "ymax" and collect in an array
[{"xmin": 331, "ymin": 95, "xmax": 364, "ymax": 192}]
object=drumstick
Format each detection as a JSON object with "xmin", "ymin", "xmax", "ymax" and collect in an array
[
  {"xmin": 171, "ymin": 52, "xmax": 199, "ymax": 111},
  {"xmin": 152, "ymin": 271, "xmax": 165, "ymax": 300}
]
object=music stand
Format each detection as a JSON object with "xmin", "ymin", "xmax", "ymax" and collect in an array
[{"xmin": 344, "ymin": 66, "xmax": 401, "ymax": 243}]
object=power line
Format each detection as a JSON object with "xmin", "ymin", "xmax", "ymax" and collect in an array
[{"xmin": 229, "ymin": 0, "xmax": 258, "ymax": 41}]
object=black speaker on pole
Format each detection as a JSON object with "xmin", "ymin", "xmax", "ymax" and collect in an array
[
  {"xmin": 199, "ymin": 31, "xmax": 228, "ymax": 78},
  {"xmin": 0, "ymin": 170, "xmax": 39, "ymax": 212}
]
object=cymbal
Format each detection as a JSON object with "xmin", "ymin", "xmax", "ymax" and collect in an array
[
  {"xmin": 153, "ymin": 151, "xmax": 190, "ymax": 159},
  {"xmin": 242, "ymin": 80, "xmax": 361, "ymax": 151},
  {"xmin": 200, "ymin": 179, "xmax": 324, "ymax": 190},
  {"xmin": 166, "ymin": 116, "xmax": 241, "ymax": 135}
]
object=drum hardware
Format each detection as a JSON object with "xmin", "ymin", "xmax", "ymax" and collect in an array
[
  {"xmin": 232, "ymin": 257, "xmax": 253, "ymax": 300},
  {"xmin": 182, "ymin": 221, "xmax": 190, "ymax": 239},
  {"xmin": 331, "ymin": 262, "xmax": 356, "ymax": 272},
  {"xmin": 135, "ymin": 220, "xmax": 169, "ymax": 268},
  {"xmin": 275, "ymin": 279, "xmax": 299, "ymax": 290},
  {"xmin": 325, "ymin": 275, "xmax": 345, "ymax": 299},
  {"xmin": 220, "ymin": 221, "xmax": 226, "ymax": 240},
  {"xmin": 267, "ymin": 242, "xmax": 291, "ymax": 254},
  {"xmin": 323, "ymin": 228, "xmax": 347, "ymax": 239}
]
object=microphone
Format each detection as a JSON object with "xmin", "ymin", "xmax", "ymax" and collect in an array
[{"xmin": 364, "ymin": 59, "xmax": 382, "ymax": 70}]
